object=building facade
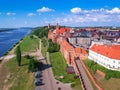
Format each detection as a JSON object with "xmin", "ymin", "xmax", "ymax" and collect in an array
[{"xmin": 88, "ymin": 43, "xmax": 120, "ymax": 71}]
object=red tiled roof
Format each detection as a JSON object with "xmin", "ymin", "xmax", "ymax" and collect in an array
[
  {"xmin": 75, "ymin": 47, "xmax": 81, "ymax": 53},
  {"xmin": 61, "ymin": 40, "xmax": 73, "ymax": 51},
  {"xmin": 75, "ymin": 47, "xmax": 88, "ymax": 54},
  {"xmin": 90, "ymin": 44, "xmax": 120, "ymax": 60},
  {"xmin": 56, "ymin": 28, "xmax": 70, "ymax": 35}
]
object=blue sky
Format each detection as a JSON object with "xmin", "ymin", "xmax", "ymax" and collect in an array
[{"xmin": 0, "ymin": 0, "xmax": 120, "ymax": 27}]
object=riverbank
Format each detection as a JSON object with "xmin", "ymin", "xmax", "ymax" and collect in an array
[
  {"xmin": 0, "ymin": 28, "xmax": 31, "ymax": 57},
  {"xmin": 0, "ymin": 36, "xmax": 25, "ymax": 63},
  {"xmin": 0, "ymin": 34, "xmax": 39, "ymax": 90}
]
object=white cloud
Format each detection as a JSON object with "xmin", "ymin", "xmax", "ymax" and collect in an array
[
  {"xmin": 27, "ymin": 13, "xmax": 36, "ymax": 16},
  {"xmin": 71, "ymin": 7, "xmax": 120, "ymax": 15},
  {"xmin": 107, "ymin": 7, "xmax": 120, "ymax": 14},
  {"xmin": 52, "ymin": 7, "xmax": 120, "ymax": 26},
  {"xmin": 37, "ymin": 6, "xmax": 54, "ymax": 13},
  {"xmin": 6, "ymin": 12, "xmax": 16, "ymax": 16},
  {"xmin": 71, "ymin": 7, "xmax": 82, "ymax": 14}
]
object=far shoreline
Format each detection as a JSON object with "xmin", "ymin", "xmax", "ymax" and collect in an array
[
  {"xmin": 0, "ymin": 36, "xmax": 25, "ymax": 61},
  {"xmin": 0, "ymin": 29, "xmax": 33, "ymax": 61}
]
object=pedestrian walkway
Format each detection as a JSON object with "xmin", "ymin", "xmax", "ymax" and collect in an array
[
  {"xmin": 75, "ymin": 59, "xmax": 93, "ymax": 90},
  {"xmin": 35, "ymin": 39, "xmax": 73, "ymax": 90}
]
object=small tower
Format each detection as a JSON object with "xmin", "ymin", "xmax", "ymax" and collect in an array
[
  {"xmin": 56, "ymin": 23, "xmax": 59, "ymax": 30},
  {"xmin": 48, "ymin": 23, "xmax": 50, "ymax": 29}
]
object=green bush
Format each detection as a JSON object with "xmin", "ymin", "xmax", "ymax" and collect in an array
[
  {"xmin": 47, "ymin": 39, "xmax": 60, "ymax": 53},
  {"xmin": 71, "ymin": 83, "xmax": 76, "ymax": 87},
  {"xmin": 28, "ymin": 58, "xmax": 43, "ymax": 72},
  {"xmin": 105, "ymin": 74, "xmax": 111, "ymax": 80},
  {"xmin": 42, "ymin": 38, "xmax": 47, "ymax": 47}
]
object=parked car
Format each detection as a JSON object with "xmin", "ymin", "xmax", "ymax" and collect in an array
[
  {"xmin": 34, "ymin": 78, "xmax": 42, "ymax": 86},
  {"xmin": 35, "ymin": 71, "xmax": 42, "ymax": 78}
]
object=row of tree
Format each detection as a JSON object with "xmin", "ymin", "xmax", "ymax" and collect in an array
[{"xmin": 47, "ymin": 39, "xmax": 60, "ymax": 53}]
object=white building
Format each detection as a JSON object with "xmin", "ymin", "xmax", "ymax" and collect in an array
[{"xmin": 88, "ymin": 42, "xmax": 120, "ymax": 71}]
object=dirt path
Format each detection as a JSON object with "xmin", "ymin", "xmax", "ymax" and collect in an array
[{"xmin": 35, "ymin": 39, "xmax": 73, "ymax": 90}]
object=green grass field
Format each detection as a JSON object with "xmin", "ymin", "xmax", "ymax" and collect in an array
[
  {"xmin": 20, "ymin": 36, "xmax": 39, "ymax": 54},
  {"xmin": 4, "ymin": 57, "xmax": 34, "ymax": 90},
  {"xmin": 49, "ymin": 52, "xmax": 82, "ymax": 90},
  {"xmin": 41, "ymin": 42, "xmax": 46, "ymax": 57}
]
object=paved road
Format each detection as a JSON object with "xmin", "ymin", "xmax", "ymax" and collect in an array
[
  {"xmin": 75, "ymin": 59, "xmax": 93, "ymax": 90},
  {"xmin": 35, "ymin": 39, "xmax": 73, "ymax": 90}
]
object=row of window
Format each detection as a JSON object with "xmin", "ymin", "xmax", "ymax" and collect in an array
[{"xmin": 89, "ymin": 50, "xmax": 120, "ymax": 64}]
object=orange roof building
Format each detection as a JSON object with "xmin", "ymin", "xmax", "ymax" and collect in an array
[
  {"xmin": 75, "ymin": 47, "xmax": 88, "ymax": 60},
  {"xmin": 89, "ymin": 43, "xmax": 120, "ymax": 71},
  {"xmin": 56, "ymin": 28, "xmax": 70, "ymax": 35}
]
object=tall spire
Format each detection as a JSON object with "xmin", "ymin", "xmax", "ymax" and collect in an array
[
  {"xmin": 48, "ymin": 23, "xmax": 50, "ymax": 29},
  {"xmin": 56, "ymin": 23, "xmax": 59, "ymax": 30}
]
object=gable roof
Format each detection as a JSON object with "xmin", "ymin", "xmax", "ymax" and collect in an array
[
  {"xmin": 61, "ymin": 40, "xmax": 73, "ymax": 51},
  {"xmin": 90, "ymin": 44, "xmax": 120, "ymax": 60},
  {"xmin": 75, "ymin": 47, "xmax": 88, "ymax": 54},
  {"xmin": 56, "ymin": 28, "xmax": 70, "ymax": 35}
]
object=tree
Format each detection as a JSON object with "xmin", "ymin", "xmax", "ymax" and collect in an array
[
  {"xmin": 28, "ymin": 59, "xmax": 35, "ymax": 72},
  {"xmin": 16, "ymin": 46, "xmax": 21, "ymax": 66}
]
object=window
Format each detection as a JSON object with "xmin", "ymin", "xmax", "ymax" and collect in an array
[{"xmin": 113, "ymin": 61, "xmax": 115, "ymax": 63}]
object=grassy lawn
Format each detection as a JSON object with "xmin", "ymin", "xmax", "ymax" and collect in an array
[
  {"xmin": 49, "ymin": 52, "xmax": 82, "ymax": 90},
  {"xmin": 4, "ymin": 57, "xmax": 34, "ymax": 90},
  {"xmin": 95, "ymin": 77, "xmax": 120, "ymax": 90},
  {"xmin": 20, "ymin": 36, "xmax": 39, "ymax": 54},
  {"xmin": 41, "ymin": 41, "xmax": 46, "ymax": 57},
  {"xmin": 0, "ymin": 64, "xmax": 8, "ymax": 90}
]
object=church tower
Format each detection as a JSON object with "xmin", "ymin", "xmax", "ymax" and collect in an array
[
  {"xmin": 56, "ymin": 23, "xmax": 59, "ymax": 30},
  {"xmin": 48, "ymin": 23, "xmax": 50, "ymax": 29}
]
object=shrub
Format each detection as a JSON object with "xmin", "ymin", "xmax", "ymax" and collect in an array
[
  {"xmin": 71, "ymin": 83, "xmax": 76, "ymax": 87},
  {"xmin": 28, "ymin": 58, "xmax": 43, "ymax": 72},
  {"xmin": 47, "ymin": 39, "xmax": 60, "ymax": 53},
  {"xmin": 105, "ymin": 74, "xmax": 111, "ymax": 80}
]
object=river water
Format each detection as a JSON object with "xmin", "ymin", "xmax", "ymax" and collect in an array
[{"xmin": 0, "ymin": 28, "xmax": 32, "ymax": 57}]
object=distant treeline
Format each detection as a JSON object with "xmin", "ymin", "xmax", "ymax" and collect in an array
[
  {"xmin": 0, "ymin": 28, "xmax": 16, "ymax": 32},
  {"xmin": 31, "ymin": 26, "xmax": 55, "ymax": 38}
]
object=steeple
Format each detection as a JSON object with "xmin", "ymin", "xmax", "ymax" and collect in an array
[
  {"xmin": 48, "ymin": 23, "xmax": 50, "ymax": 29},
  {"xmin": 56, "ymin": 23, "xmax": 59, "ymax": 30}
]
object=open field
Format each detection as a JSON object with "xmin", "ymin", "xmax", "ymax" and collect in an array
[
  {"xmin": 20, "ymin": 36, "xmax": 39, "ymax": 54},
  {"xmin": 95, "ymin": 77, "xmax": 120, "ymax": 90},
  {"xmin": 49, "ymin": 52, "xmax": 82, "ymax": 90},
  {"xmin": 3, "ymin": 57, "xmax": 35, "ymax": 90}
]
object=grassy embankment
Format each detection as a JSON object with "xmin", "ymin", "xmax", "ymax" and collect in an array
[
  {"xmin": 1, "ymin": 35, "xmax": 39, "ymax": 90},
  {"xmin": 49, "ymin": 52, "xmax": 82, "ymax": 90},
  {"xmin": 40, "ymin": 38, "xmax": 82, "ymax": 90},
  {"xmin": 20, "ymin": 36, "xmax": 39, "ymax": 54},
  {"xmin": 84, "ymin": 59, "xmax": 120, "ymax": 90}
]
